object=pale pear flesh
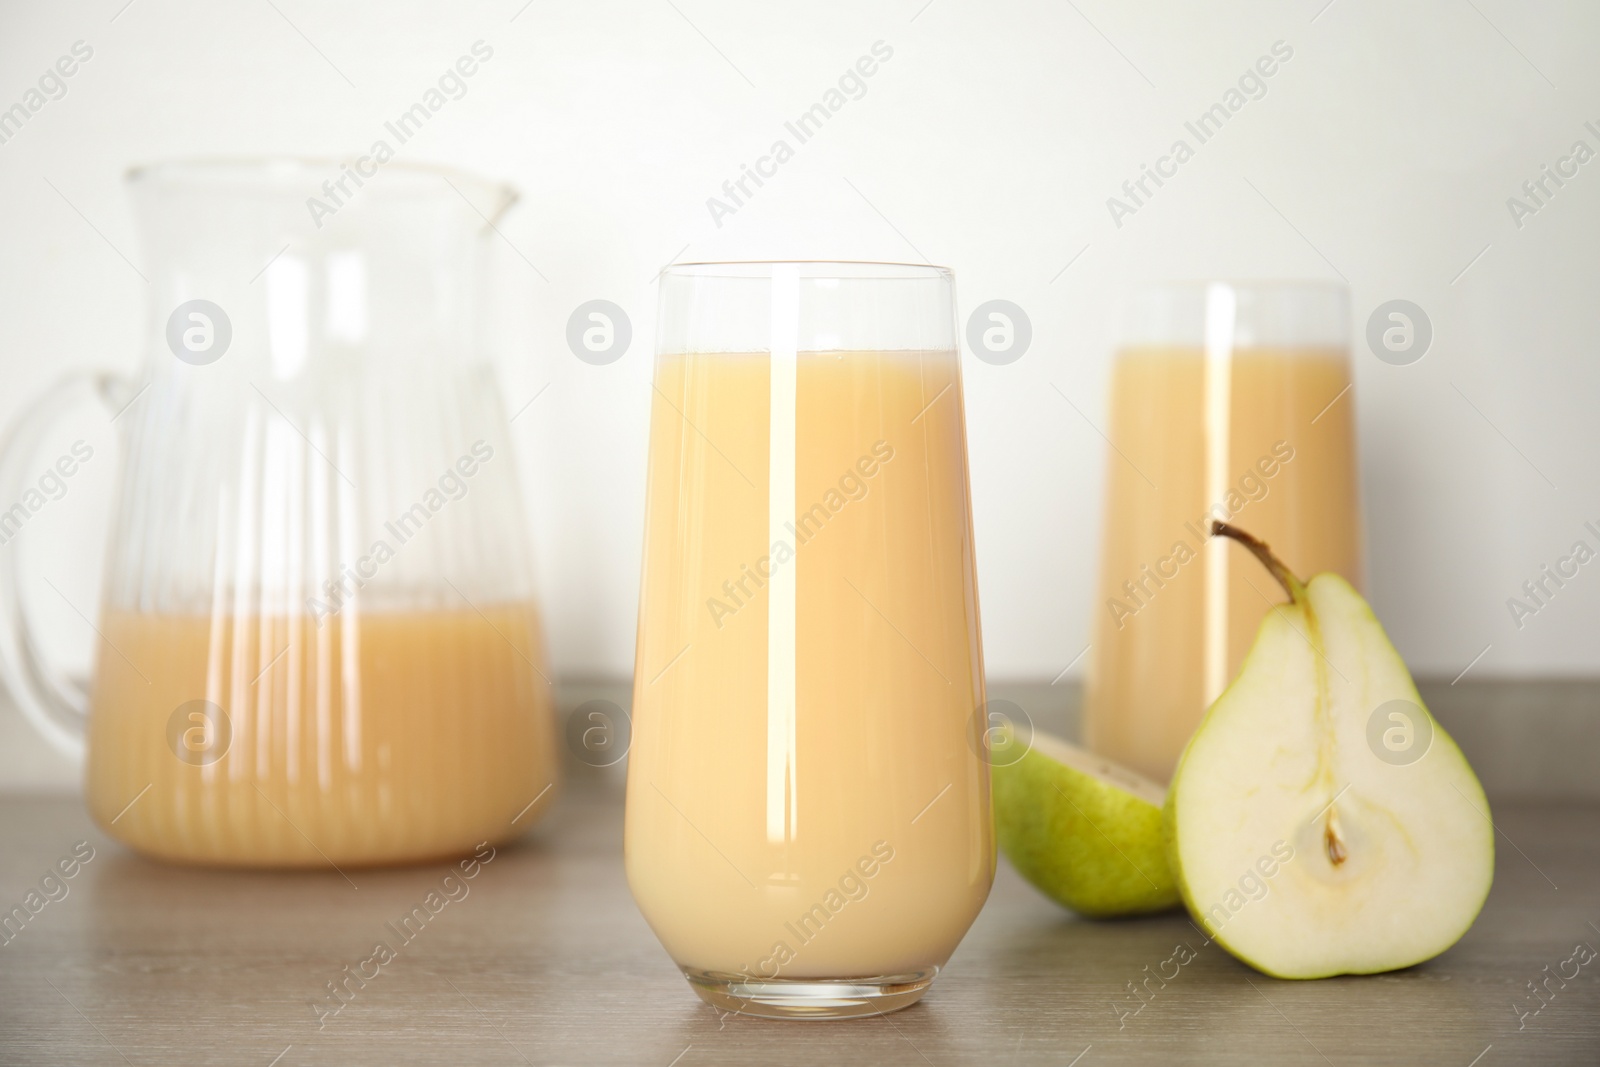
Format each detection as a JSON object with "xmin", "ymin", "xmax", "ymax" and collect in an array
[{"xmin": 1166, "ymin": 572, "xmax": 1494, "ymax": 979}]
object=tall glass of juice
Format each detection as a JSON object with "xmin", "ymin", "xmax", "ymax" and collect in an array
[
  {"xmin": 1085, "ymin": 281, "xmax": 1364, "ymax": 782},
  {"xmin": 626, "ymin": 261, "xmax": 993, "ymax": 1019}
]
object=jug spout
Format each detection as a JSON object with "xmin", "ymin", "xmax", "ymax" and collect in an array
[{"xmin": 127, "ymin": 157, "xmax": 516, "ymax": 381}]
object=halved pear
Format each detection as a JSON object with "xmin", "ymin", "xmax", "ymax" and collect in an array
[
  {"xmin": 1165, "ymin": 523, "xmax": 1494, "ymax": 979},
  {"xmin": 995, "ymin": 728, "xmax": 1179, "ymax": 917}
]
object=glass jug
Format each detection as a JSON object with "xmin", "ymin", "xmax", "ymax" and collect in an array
[{"xmin": 0, "ymin": 159, "xmax": 558, "ymax": 867}]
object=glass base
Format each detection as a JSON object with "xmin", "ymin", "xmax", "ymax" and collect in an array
[{"xmin": 683, "ymin": 968, "xmax": 937, "ymax": 1019}]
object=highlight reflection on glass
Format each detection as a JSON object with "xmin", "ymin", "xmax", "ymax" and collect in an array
[{"xmin": 626, "ymin": 262, "xmax": 993, "ymax": 1019}]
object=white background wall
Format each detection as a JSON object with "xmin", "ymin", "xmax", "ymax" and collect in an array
[{"xmin": 2, "ymin": 0, "xmax": 1598, "ymax": 787}]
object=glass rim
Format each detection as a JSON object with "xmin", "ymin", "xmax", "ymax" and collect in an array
[
  {"xmin": 124, "ymin": 156, "xmax": 518, "ymax": 219},
  {"xmin": 661, "ymin": 260, "xmax": 953, "ymax": 281},
  {"xmin": 1118, "ymin": 277, "xmax": 1351, "ymax": 350},
  {"xmin": 1128, "ymin": 278, "xmax": 1349, "ymax": 296}
]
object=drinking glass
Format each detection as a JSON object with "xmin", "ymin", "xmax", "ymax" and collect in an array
[
  {"xmin": 626, "ymin": 262, "xmax": 993, "ymax": 1018},
  {"xmin": 0, "ymin": 159, "xmax": 558, "ymax": 867},
  {"xmin": 1084, "ymin": 281, "xmax": 1364, "ymax": 782}
]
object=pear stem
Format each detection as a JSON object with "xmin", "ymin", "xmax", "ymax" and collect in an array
[{"xmin": 1211, "ymin": 522, "xmax": 1304, "ymax": 602}]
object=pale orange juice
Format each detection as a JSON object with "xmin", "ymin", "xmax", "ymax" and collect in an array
[
  {"xmin": 626, "ymin": 349, "xmax": 992, "ymax": 983},
  {"xmin": 86, "ymin": 604, "xmax": 558, "ymax": 866},
  {"xmin": 1085, "ymin": 346, "xmax": 1362, "ymax": 782}
]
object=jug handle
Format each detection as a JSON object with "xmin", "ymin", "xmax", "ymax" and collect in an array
[{"xmin": 0, "ymin": 370, "xmax": 132, "ymax": 759}]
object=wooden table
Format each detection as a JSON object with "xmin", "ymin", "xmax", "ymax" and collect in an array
[{"xmin": 2, "ymin": 683, "xmax": 1598, "ymax": 1066}]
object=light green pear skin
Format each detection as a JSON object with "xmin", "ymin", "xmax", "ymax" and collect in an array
[
  {"xmin": 1163, "ymin": 569, "xmax": 1495, "ymax": 980},
  {"xmin": 995, "ymin": 732, "xmax": 1180, "ymax": 918}
]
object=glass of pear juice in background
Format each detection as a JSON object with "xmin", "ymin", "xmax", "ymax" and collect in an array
[
  {"xmin": 1084, "ymin": 281, "xmax": 1363, "ymax": 783},
  {"xmin": 626, "ymin": 262, "xmax": 993, "ymax": 1019},
  {"xmin": 0, "ymin": 160, "xmax": 558, "ymax": 866}
]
